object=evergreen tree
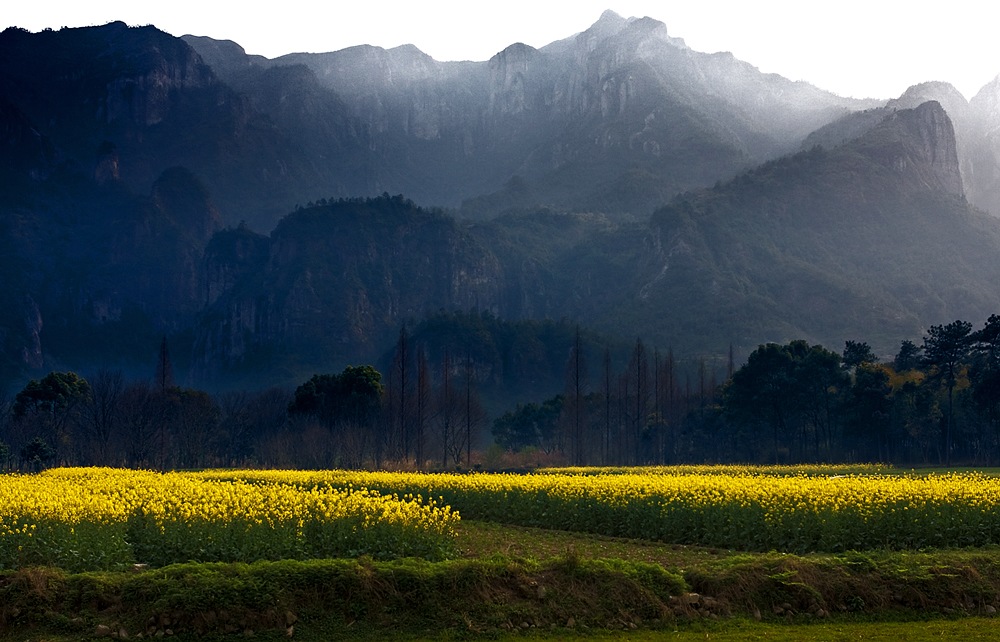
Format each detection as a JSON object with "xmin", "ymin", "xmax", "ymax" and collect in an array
[
  {"xmin": 921, "ymin": 320, "xmax": 973, "ymax": 465},
  {"xmin": 894, "ymin": 340, "xmax": 922, "ymax": 372}
]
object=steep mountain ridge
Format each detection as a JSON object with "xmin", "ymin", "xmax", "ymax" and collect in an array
[
  {"xmin": 183, "ymin": 11, "xmax": 872, "ymax": 220},
  {"xmin": 3, "ymin": 17, "xmax": 1000, "ymax": 393},
  {"xmin": 635, "ymin": 100, "xmax": 997, "ymax": 353},
  {"xmin": 0, "ymin": 16, "xmax": 878, "ymax": 234}
]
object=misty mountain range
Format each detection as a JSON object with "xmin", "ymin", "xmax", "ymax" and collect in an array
[{"xmin": 4, "ymin": 11, "xmax": 1000, "ymax": 393}]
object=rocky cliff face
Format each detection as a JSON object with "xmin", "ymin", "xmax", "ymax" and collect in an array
[
  {"xmin": 802, "ymin": 80, "xmax": 1000, "ymax": 218},
  {"xmin": 866, "ymin": 101, "xmax": 964, "ymax": 196},
  {"xmin": 487, "ymin": 43, "xmax": 538, "ymax": 117},
  {"xmin": 203, "ymin": 224, "xmax": 269, "ymax": 307},
  {"xmin": 0, "ymin": 148, "xmax": 226, "ymax": 387},
  {"xmin": 99, "ymin": 32, "xmax": 215, "ymax": 127},
  {"xmin": 192, "ymin": 197, "xmax": 529, "ymax": 382},
  {"xmin": 1, "ymin": 23, "xmax": 222, "ymax": 149},
  {"xmin": 0, "ymin": 100, "xmax": 57, "ymax": 184}
]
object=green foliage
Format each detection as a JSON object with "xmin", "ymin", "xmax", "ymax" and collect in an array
[
  {"xmin": 921, "ymin": 320, "xmax": 973, "ymax": 463},
  {"xmin": 842, "ymin": 340, "xmax": 877, "ymax": 368},
  {"xmin": 492, "ymin": 395, "xmax": 564, "ymax": 452},
  {"xmin": 289, "ymin": 365, "xmax": 384, "ymax": 428},
  {"xmin": 18, "ymin": 437, "xmax": 56, "ymax": 471},
  {"xmin": 14, "ymin": 372, "xmax": 91, "ymax": 419},
  {"xmin": 723, "ymin": 341, "xmax": 847, "ymax": 463},
  {"xmin": 842, "ymin": 363, "xmax": 893, "ymax": 456},
  {"xmin": 895, "ymin": 339, "xmax": 922, "ymax": 371},
  {"xmin": 922, "ymin": 320, "xmax": 973, "ymax": 384},
  {"xmin": 7, "ymin": 545, "xmax": 1000, "ymax": 639}
]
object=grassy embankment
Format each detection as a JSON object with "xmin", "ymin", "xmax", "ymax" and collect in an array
[{"xmin": 4, "ymin": 520, "xmax": 1000, "ymax": 640}]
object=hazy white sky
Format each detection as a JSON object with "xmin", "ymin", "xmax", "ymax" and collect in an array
[{"xmin": 6, "ymin": 1, "xmax": 999, "ymax": 100}]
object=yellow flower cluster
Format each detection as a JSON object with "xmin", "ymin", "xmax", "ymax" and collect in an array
[
  {"xmin": 220, "ymin": 467, "xmax": 1000, "ymax": 553},
  {"xmin": 537, "ymin": 463, "xmax": 892, "ymax": 477},
  {"xmin": 0, "ymin": 468, "xmax": 459, "ymax": 571},
  {"xmin": 5, "ymin": 466, "xmax": 999, "ymax": 569}
]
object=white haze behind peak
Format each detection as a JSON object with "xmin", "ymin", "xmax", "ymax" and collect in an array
[{"xmin": 6, "ymin": 0, "xmax": 1000, "ymax": 100}]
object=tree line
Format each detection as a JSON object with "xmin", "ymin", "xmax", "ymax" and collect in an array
[
  {"xmin": 491, "ymin": 316, "xmax": 1000, "ymax": 467},
  {"xmin": 4, "ymin": 315, "xmax": 1000, "ymax": 470},
  {"xmin": 0, "ymin": 328, "xmax": 489, "ymax": 471}
]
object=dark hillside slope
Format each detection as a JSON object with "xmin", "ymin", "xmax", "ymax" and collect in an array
[
  {"xmin": 193, "ymin": 197, "xmax": 515, "ymax": 385},
  {"xmin": 633, "ymin": 101, "xmax": 1000, "ymax": 356},
  {"xmin": 0, "ymin": 23, "xmax": 336, "ymax": 231}
]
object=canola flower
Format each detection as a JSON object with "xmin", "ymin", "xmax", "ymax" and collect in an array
[
  {"xmin": 6, "ymin": 466, "xmax": 1000, "ymax": 572},
  {"xmin": 536, "ymin": 463, "xmax": 893, "ymax": 477},
  {"xmin": 202, "ymin": 467, "xmax": 1000, "ymax": 554},
  {"xmin": 0, "ymin": 468, "xmax": 458, "ymax": 571}
]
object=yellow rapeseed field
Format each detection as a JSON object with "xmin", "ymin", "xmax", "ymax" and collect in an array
[
  {"xmin": 201, "ymin": 466, "xmax": 1000, "ymax": 553},
  {"xmin": 0, "ymin": 468, "xmax": 459, "ymax": 571},
  {"xmin": 4, "ymin": 465, "xmax": 1000, "ymax": 572}
]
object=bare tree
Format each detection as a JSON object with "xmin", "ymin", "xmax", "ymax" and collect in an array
[
  {"xmin": 245, "ymin": 387, "xmax": 292, "ymax": 463},
  {"xmin": 0, "ymin": 390, "xmax": 13, "ymax": 470},
  {"xmin": 415, "ymin": 346, "xmax": 431, "ymax": 468},
  {"xmin": 155, "ymin": 336, "xmax": 175, "ymax": 392},
  {"xmin": 460, "ymin": 350, "xmax": 486, "ymax": 467},
  {"xmin": 602, "ymin": 346, "xmax": 612, "ymax": 465},
  {"xmin": 562, "ymin": 326, "xmax": 587, "ymax": 465},
  {"xmin": 217, "ymin": 390, "xmax": 253, "ymax": 465},
  {"xmin": 436, "ymin": 349, "xmax": 459, "ymax": 468},
  {"xmin": 117, "ymin": 381, "xmax": 164, "ymax": 468},
  {"xmin": 627, "ymin": 339, "xmax": 649, "ymax": 464},
  {"xmin": 82, "ymin": 368, "xmax": 124, "ymax": 465},
  {"xmin": 386, "ymin": 326, "xmax": 414, "ymax": 463}
]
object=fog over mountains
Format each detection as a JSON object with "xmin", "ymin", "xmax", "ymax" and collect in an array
[{"xmin": 4, "ymin": 12, "xmax": 1000, "ymax": 392}]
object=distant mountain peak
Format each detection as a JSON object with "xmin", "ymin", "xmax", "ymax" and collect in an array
[
  {"xmin": 969, "ymin": 73, "xmax": 1000, "ymax": 114},
  {"xmin": 583, "ymin": 9, "xmax": 672, "ymax": 38},
  {"xmin": 577, "ymin": 9, "xmax": 629, "ymax": 45},
  {"xmin": 575, "ymin": 9, "xmax": 684, "ymax": 53},
  {"xmin": 890, "ymin": 81, "xmax": 967, "ymax": 111},
  {"xmin": 387, "ymin": 43, "xmax": 431, "ymax": 59},
  {"xmin": 489, "ymin": 42, "xmax": 538, "ymax": 65},
  {"xmin": 596, "ymin": 9, "xmax": 627, "ymax": 28}
]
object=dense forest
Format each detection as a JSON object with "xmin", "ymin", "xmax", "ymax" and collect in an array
[{"xmin": 4, "ymin": 312, "xmax": 1000, "ymax": 471}]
